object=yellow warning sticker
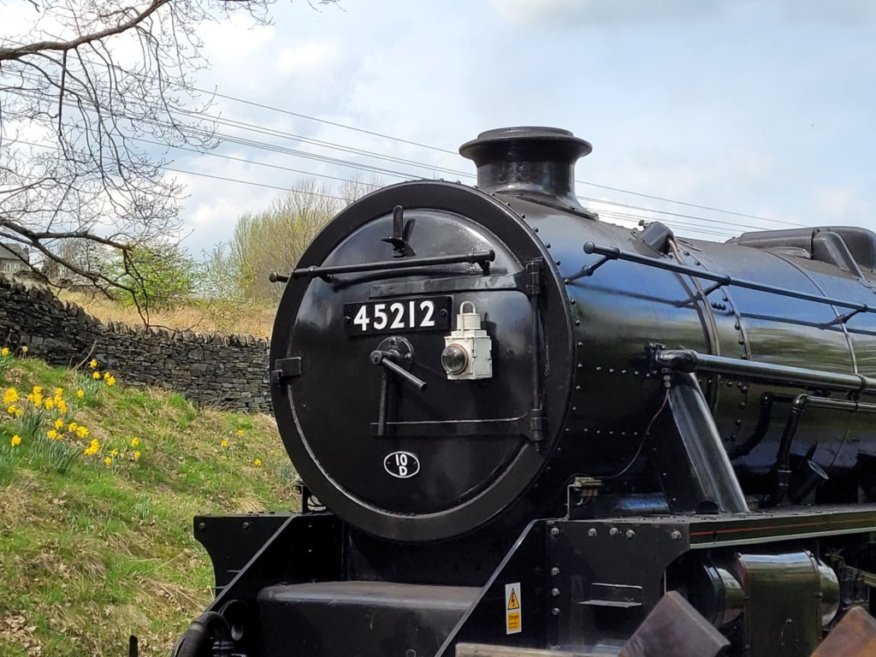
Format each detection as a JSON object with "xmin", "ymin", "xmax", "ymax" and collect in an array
[{"xmin": 505, "ymin": 582, "xmax": 522, "ymax": 635}]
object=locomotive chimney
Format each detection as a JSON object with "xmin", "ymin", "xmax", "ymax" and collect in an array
[{"xmin": 459, "ymin": 126, "xmax": 592, "ymax": 211}]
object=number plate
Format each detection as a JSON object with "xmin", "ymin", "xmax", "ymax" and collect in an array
[{"xmin": 344, "ymin": 297, "xmax": 451, "ymax": 335}]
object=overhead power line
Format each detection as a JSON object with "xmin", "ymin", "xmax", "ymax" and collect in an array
[{"xmin": 4, "ymin": 80, "xmax": 804, "ymax": 234}]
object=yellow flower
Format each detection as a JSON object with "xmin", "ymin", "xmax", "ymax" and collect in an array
[
  {"xmin": 54, "ymin": 419, "xmax": 64, "ymax": 430},
  {"xmin": 130, "ymin": 437, "xmax": 140, "ymax": 448},
  {"xmin": 3, "ymin": 388, "xmax": 18, "ymax": 405},
  {"xmin": 236, "ymin": 429, "xmax": 245, "ymax": 437},
  {"xmin": 32, "ymin": 386, "xmax": 42, "ymax": 395},
  {"xmin": 76, "ymin": 426, "xmax": 89, "ymax": 439},
  {"xmin": 92, "ymin": 371, "xmax": 101, "ymax": 380},
  {"xmin": 67, "ymin": 422, "xmax": 78, "ymax": 432},
  {"xmin": 54, "ymin": 388, "xmax": 64, "ymax": 398},
  {"xmin": 105, "ymin": 376, "xmax": 116, "ymax": 387},
  {"xmin": 46, "ymin": 429, "xmax": 60, "ymax": 441},
  {"xmin": 56, "ymin": 399, "xmax": 67, "ymax": 414},
  {"xmin": 7, "ymin": 405, "xmax": 22, "ymax": 418},
  {"xmin": 76, "ymin": 389, "xmax": 85, "ymax": 399},
  {"xmin": 0, "ymin": 347, "xmax": 9, "ymax": 357},
  {"xmin": 83, "ymin": 439, "xmax": 100, "ymax": 456},
  {"xmin": 20, "ymin": 346, "xmax": 28, "ymax": 354},
  {"xmin": 103, "ymin": 456, "xmax": 113, "ymax": 466},
  {"xmin": 44, "ymin": 398, "xmax": 55, "ymax": 411},
  {"xmin": 89, "ymin": 359, "xmax": 98, "ymax": 369},
  {"xmin": 220, "ymin": 439, "xmax": 230, "ymax": 449},
  {"xmin": 253, "ymin": 458, "xmax": 262, "ymax": 467},
  {"xmin": 132, "ymin": 450, "xmax": 142, "ymax": 461},
  {"xmin": 10, "ymin": 435, "xmax": 21, "ymax": 447}
]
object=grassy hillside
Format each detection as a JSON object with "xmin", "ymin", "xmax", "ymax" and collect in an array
[{"xmin": 0, "ymin": 348, "xmax": 296, "ymax": 656}]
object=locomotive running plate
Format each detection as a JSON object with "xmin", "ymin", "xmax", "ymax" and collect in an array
[{"xmin": 344, "ymin": 296, "xmax": 451, "ymax": 335}]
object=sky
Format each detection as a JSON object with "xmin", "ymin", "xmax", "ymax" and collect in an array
[{"xmin": 7, "ymin": 0, "xmax": 876, "ymax": 255}]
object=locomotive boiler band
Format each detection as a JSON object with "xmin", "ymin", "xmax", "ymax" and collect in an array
[{"xmin": 171, "ymin": 127, "xmax": 876, "ymax": 657}]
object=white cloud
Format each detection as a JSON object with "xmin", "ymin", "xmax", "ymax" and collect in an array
[
  {"xmin": 813, "ymin": 186, "xmax": 871, "ymax": 223},
  {"xmin": 486, "ymin": 0, "xmax": 725, "ymax": 26},
  {"xmin": 277, "ymin": 40, "xmax": 342, "ymax": 77}
]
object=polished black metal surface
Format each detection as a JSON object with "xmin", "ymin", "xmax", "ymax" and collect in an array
[{"xmin": 177, "ymin": 126, "xmax": 876, "ymax": 657}]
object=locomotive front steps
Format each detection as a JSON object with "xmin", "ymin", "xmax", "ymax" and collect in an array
[{"xmin": 257, "ymin": 581, "xmax": 479, "ymax": 657}]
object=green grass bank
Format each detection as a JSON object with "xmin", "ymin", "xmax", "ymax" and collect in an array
[{"xmin": 0, "ymin": 348, "xmax": 295, "ymax": 656}]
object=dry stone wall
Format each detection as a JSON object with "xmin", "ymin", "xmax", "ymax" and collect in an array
[{"xmin": 0, "ymin": 277, "xmax": 271, "ymax": 413}]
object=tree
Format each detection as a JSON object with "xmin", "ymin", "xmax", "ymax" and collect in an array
[
  {"xmin": 0, "ymin": 0, "xmax": 332, "ymax": 318},
  {"xmin": 110, "ymin": 242, "xmax": 198, "ymax": 309},
  {"xmin": 213, "ymin": 178, "xmax": 376, "ymax": 302}
]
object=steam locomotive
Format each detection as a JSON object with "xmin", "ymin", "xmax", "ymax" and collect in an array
[{"xmin": 171, "ymin": 127, "xmax": 876, "ymax": 657}]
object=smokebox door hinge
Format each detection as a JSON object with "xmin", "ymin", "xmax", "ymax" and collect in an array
[
  {"xmin": 270, "ymin": 357, "xmax": 302, "ymax": 384},
  {"xmin": 525, "ymin": 258, "xmax": 544, "ymax": 296}
]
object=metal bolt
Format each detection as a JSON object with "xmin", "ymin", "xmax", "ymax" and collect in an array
[
  {"xmin": 625, "ymin": 530, "xmax": 635, "ymax": 539},
  {"xmin": 197, "ymin": 521, "xmax": 206, "ymax": 531},
  {"xmin": 671, "ymin": 530, "xmax": 682, "ymax": 540},
  {"xmin": 242, "ymin": 521, "xmax": 251, "ymax": 530},
  {"xmin": 609, "ymin": 527, "xmax": 619, "ymax": 536},
  {"xmin": 551, "ymin": 588, "xmax": 560, "ymax": 597},
  {"xmin": 550, "ymin": 527, "xmax": 560, "ymax": 537},
  {"xmin": 551, "ymin": 567, "xmax": 560, "ymax": 576},
  {"xmin": 587, "ymin": 528, "xmax": 597, "ymax": 537},
  {"xmin": 551, "ymin": 608, "xmax": 560, "ymax": 616}
]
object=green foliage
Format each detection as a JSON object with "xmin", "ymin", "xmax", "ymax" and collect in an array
[{"xmin": 112, "ymin": 242, "xmax": 199, "ymax": 311}]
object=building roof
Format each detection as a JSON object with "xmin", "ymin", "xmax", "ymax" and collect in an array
[{"xmin": 0, "ymin": 243, "xmax": 29, "ymax": 263}]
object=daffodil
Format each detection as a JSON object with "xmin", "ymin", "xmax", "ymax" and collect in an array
[
  {"xmin": 132, "ymin": 450, "xmax": 142, "ymax": 461},
  {"xmin": 236, "ymin": 429, "xmax": 245, "ymax": 437},
  {"xmin": 43, "ymin": 398, "xmax": 55, "ymax": 411},
  {"xmin": 3, "ymin": 388, "xmax": 18, "ymax": 405},
  {"xmin": 105, "ymin": 376, "xmax": 116, "ymax": 387},
  {"xmin": 46, "ymin": 429, "xmax": 60, "ymax": 440},
  {"xmin": 110, "ymin": 449, "xmax": 119, "ymax": 457},
  {"xmin": 54, "ymin": 419, "xmax": 64, "ymax": 430},
  {"xmin": 0, "ymin": 347, "xmax": 9, "ymax": 357},
  {"xmin": 92, "ymin": 371, "xmax": 101, "ymax": 380},
  {"xmin": 10, "ymin": 435, "xmax": 21, "ymax": 447},
  {"xmin": 253, "ymin": 458, "xmax": 262, "ymax": 467},
  {"xmin": 103, "ymin": 456, "xmax": 113, "ymax": 466},
  {"xmin": 220, "ymin": 439, "xmax": 230, "ymax": 449},
  {"xmin": 130, "ymin": 437, "xmax": 140, "ymax": 448},
  {"xmin": 89, "ymin": 359, "xmax": 98, "ymax": 369},
  {"xmin": 76, "ymin": 426, "xmax": 89, "ymax": 439},
  {"xmin": 76, "ymin": 389, "xmax": 85, "ymax": 399}
]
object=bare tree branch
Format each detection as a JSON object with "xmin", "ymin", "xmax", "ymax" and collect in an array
[
  {"xmin": 0, "ymin": 0, "xmax": 336, "ymax": 320},
  {"xmin": 0, "ymin": 0, "xmax": 171, "ymax": 62}
]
